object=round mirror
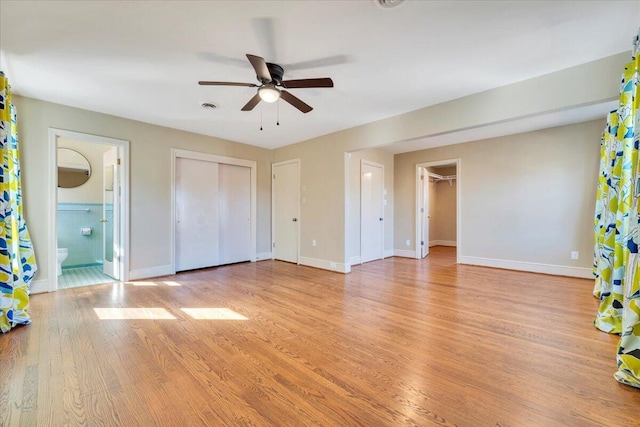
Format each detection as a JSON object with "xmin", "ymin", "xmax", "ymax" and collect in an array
[{"xmin": 58, "ymin": 148, "xmax": 91, "ymax": 188}]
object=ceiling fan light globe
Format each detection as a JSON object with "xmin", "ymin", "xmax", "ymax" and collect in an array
[{"xmin": 258, "ymin": 85, "xmax": 280, "ymax": 103}]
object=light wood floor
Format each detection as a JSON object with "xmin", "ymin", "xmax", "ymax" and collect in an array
[{"xmin": 2, "ymin": 247, "xmax": 639, "ymax": 426}]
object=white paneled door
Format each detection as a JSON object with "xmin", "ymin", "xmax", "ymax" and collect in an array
[
  {"xmin": 421, "ymin": 168, "xmax": 430, "ymax": 258},
  {"xmin": 218, "ymin": 163, "xmax": 251, "ymax": 265},
  {"xmin": 102, "ymin": 147, "xmax": 120, "ymax": 279},
  {"xmin": 175, "ymin": 158, "xmax": 220, "ymax": 271},
  {"xmin": 361, "ymin": 161, "xmax": 384, "ymax": 264},
  {"xmin": 272, "ymin": 160, "xmax": 299, "ymax": 263}
]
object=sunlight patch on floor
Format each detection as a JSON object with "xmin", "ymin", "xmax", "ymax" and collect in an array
[
  {"xmin": 127, "ymin": 281, "xmax": 158, "ymax": 286},
  {"xmin": 94, "ymin": 307, "xmax": 176, "ymax": 320},
  {"xmin": 181, "ymin": 308, "xmax": 248, "ymax": 320},
  {"xmin": 163, "ymin": 281, "xmax": 182, "ymax": 287}
]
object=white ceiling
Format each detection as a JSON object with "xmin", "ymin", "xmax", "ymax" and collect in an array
[{"xmin": 1, "ymin": 1, "xmax": 638, "ymax": 150}]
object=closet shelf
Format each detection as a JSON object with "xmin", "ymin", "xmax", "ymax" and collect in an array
[{"xmin": 428, "ymin": 172, "xmax": 457, "ymax": 186}]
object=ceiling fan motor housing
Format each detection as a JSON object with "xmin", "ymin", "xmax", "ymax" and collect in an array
[{"xmin": 264, "ymin": 63, "xmax": 284, "ymax": 85}]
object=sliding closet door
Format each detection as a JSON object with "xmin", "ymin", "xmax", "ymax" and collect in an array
[
  {"xmin": 218, "ymin": 163, "xmax": 251, "ymax": 265},
  {"xmin": 175, "ymin": 158, "xmax": 220, "ymax": 271}
]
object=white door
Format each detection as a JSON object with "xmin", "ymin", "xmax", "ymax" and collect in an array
[
  {"xmin": 272, "ymin": 160, "xmax": 299, "ymax": 263},
  {"xmin": 361, "ymin": 161, "xmax": 384, "ymax": 264},
  {"xmin": 421, "ymin": 168, "xmax": 430, "ymax": 258},
  {"xmin": 218, "ymin": 163, "xmax": 251, "ymax": 265},
  {"xmin": 175, "ymin": 158, "xmax": 220, "ymax": 271},
  {"xmin": 102, "ymin": 147, "xmax": 119, "ymax": 279}
]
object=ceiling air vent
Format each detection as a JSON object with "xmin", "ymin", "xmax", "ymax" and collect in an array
[
  {"xmin": 201, "ymin": 102, "xmax": 218, "ymax": 109},
  {"xmin": 374, "ymin": 0, "xmax": 406, "ymax": 9}
]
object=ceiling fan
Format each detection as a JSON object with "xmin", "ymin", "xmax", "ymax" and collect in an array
[{"xmin": 199, "ymin": 54, "xmax": 334, "ymax": 113}]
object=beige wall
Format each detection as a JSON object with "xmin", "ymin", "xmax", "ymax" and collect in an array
[
  {"xmin": 273, "ymin": 53, "xmax": 624, "ymax": 267},
  {"xmin": 432, "ymin": 180, "xmax": 457, "ymax": 243},
  {"xmin": 15, "ymin": 95, "xmax": 272, "ymax": 285},
  {"xmin": 347, "ymin": 148, "xmax": 394, "ymax": 262},
  {"xmin": 395, "ymin": 119, "xmax": 603, "ymax": 269},
  {"xmin": 16, "ymin": 53, "xmax": 623, "ymax": 281},
  {"xmin": 57, "ymin": 138, "xmax": 111, "ymax": 204}
]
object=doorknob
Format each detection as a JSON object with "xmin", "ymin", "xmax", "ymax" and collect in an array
[
  {"xmin": 292, "ymin": 218, "xmax": 298, "ymax": 222},
  {"xmin": 100, "ymin": 218, "xmax": 109, "ymax": 223},
  {"xmin": 379, "ymin": 218, "xmax": 383, "ymax": 221}
]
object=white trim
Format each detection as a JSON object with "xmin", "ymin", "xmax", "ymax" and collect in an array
[
  {"xmin": 299, "ymin": 256, "xmax": 351, "ymax": 274},
  {"xmin": 128, "ymin": 264, "xmax": 174, "ymax": 281},
  {"xmin": 271, "ymin": 158, "xmax": 301, "ymax": 264},
  {"xmin": 415, "ymin": 158, "xmax": 461, "ymax": 263},
  {"xmin": 384, "ymin": 249, "xmax": 394, "ymax": 258},
  {"xmin": 458, "ymin": 256, "xmax": 593, "ymax": 279},
  {"xmin": 171, "ymin": 149, "xmax": 257, "ymax": 274},
  {"xmin": 48, "ymin": 128, "xmax": 130, "ymax": 292},
  {"xmin": 30, "ymin": 279, "xmax": 50, "ymax": 294},
  {"xmin": 429, "ymin": 240, "xmax": 457, "ymax": 247},
  {"xmin": 361, "ymin": 159, "xmax": 385, "ymax": 263},
  {"xmin": 349, "ymin": 255, "xmax": 361, "ymax": 265},
  {"xmin": 394, "ymin": 249, "xmax": 416, "ymax": 258},
  {"xmin": 344, "ymin": 152, "xmax": 351, "ymax": 270},
  {"xmin": 256, "ymin": 251, "xmax": 272, "ymax": 261}
]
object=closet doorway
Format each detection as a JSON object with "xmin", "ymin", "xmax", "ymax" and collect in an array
[
  {"xmin": 415, "ymin": 159, "xmax": 460, "ymax": 260},
  {"xmin": 172, "ymin": 149, "xmax": 257, "ymax": 273}
]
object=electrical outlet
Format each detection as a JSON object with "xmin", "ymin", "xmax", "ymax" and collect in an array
[
  {"xmin": 406, "ymin": 239, "xmax": 410, "ymax": 246},
  {"xmin": 571, "ymin": 251, "xmax": 579, "ymax": 260},
  {"xmin": 312, "ymin": 239, "xmax": 316, "ymax": 247}
]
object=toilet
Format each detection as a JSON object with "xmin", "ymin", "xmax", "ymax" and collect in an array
[{"xmin": 57, "ymin": 248, "xmax": 68, "ymax": 276}]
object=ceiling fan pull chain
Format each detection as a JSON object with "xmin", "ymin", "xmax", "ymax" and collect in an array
[
  {"xmin": 260, "ymin": 105, "xmax": 263, "ymax": 131},
  {"xmin": 277, "ymin": 99, "xmax": 280, "ymax": 126}
]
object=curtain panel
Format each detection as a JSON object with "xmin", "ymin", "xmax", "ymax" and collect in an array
[
  {"xmin": 0, "ymin": 72, "xmax": 37, "ymax": 333},
  {"xmin": 593, "ymin": 34, "xmax": 640, "ymax": 388}
]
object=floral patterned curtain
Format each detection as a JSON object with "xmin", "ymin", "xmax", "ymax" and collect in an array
[
  {"xmin": 0, "ymin": 72, "xmax": 37, "ymax": 333},
  {"xmin": 593, "ymin": 32, "xmax": 640, "ymax": 388}
]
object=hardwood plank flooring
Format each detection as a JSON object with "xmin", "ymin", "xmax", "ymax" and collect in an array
[{"xmin": 1, "ymin": 247, "xmax": 639, "ymax": 426}]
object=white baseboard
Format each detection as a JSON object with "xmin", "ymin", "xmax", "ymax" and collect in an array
[
  {"xmin": 394, "ymin": 249, "xmax": 416, "ymax": 258},
  {"xmin": 30, "ymin": 279, "xmax": 51, "ymax": 294},
  {"xmin": 128, "ymin": 264, "xmax": 174, "ymax": 281},
  {"xmin": 349, "ymin": 250, "xmax": 393, "ymax": 266},
  {"xmin": 256, "ymin": 252, "xmax": 272, "ymax": 261},
  {"xmin": 458, "ymin": 256, "xmax": 593, "ymax": 279},
  {"xmin": 429, "ymin": 240, "xmax": 457, "ymax": 247},
  {"xmin": 299, "ymin": 256, "xmax": 351, "ymax": 274}
]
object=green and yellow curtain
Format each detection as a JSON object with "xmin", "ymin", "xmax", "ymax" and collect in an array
[
  {"xmin": 0, "ymin": 72, "xmax": 37, "ymax": 333},
  {"xmin": 593, "ymin": 32, "xmax": 640, "ymax": 388}
]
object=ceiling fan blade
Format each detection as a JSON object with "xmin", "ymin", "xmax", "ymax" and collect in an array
[
  {"xmin": 198, "ymin": 81, "xmax": 258, "ymax": 87},
  {"xmin": 285, "ymin": 55, "xmax": 352, "ymax": 71},
  {"xmin": 281, "ymin": 78, "xmax": 334, "ymax": 89},
  {"xmin": 241, "ymin": 93, "xmax": 262, "ymax": 111},
  {"xmin": 280, "ymin": 91, "xmax": 313, "ymax": 113},
  {"xmin": 246, "ymin": 54, "xmax": 272, "ymax": 83}
]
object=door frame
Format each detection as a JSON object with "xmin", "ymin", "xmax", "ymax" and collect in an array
[
  {"xmin": 170, "ymin": 149, "xmax": 257, "ymax": 274},
  {"xmin": 48, "ymin": 128, "xmax": 130, "ymax": 291},
  {"xmin": 415, "ymin": 158, "xmax": 461, "ymax": 262},
  {"xmin": 360, "ymin": 159, "xmax": 385, "ymax": 264},
  {"xmin": 271, "ymin": 158, "xmax": 300, "ymax": 263}
]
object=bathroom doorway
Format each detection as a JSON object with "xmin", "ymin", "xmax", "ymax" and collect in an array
[{"xmin": 48, "ymin": 129, "xmax": 129, "ymax": 291}]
